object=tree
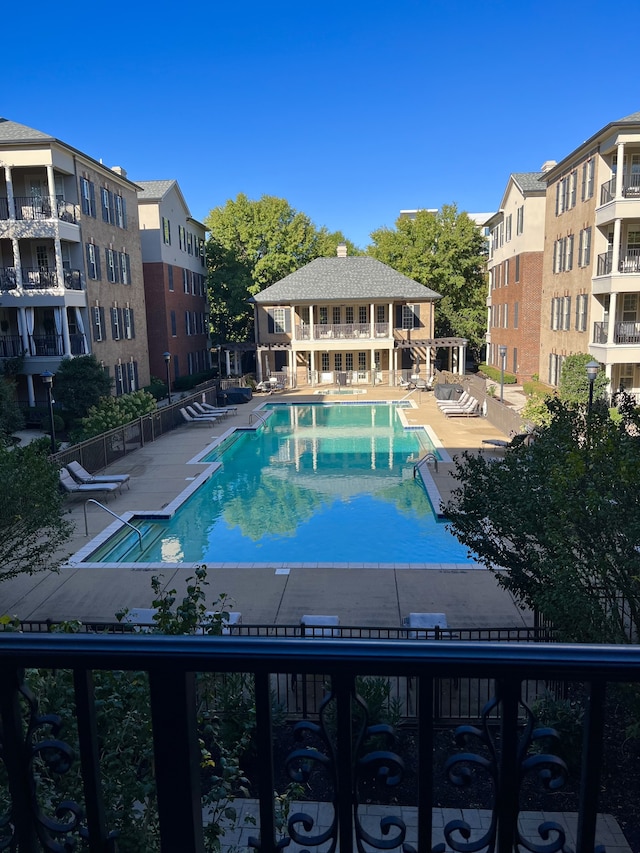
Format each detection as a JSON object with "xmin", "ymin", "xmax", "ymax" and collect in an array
[
  {"xmin": 0, "ymin": 442, "xmax": 73, "ymax": 582},
  {"xmin": 0, "ymin": 377, "xmax": 24, "ymax": 445},
  {"xmin": 206, "ymin": 193, "xmax": 359, "ymax": 342},
  {"xmin": 368, "ymin": 206, "xmax": 487, "ymax": 356},
  {"xmin": 558, "ymin": 353, "xmax": 609, "ymax": 405},
  {"xmin": 53, "ymin": 355, "xmax": 113, "ymax": 421},
  {"xmin": 443, "ymin": 395, "xmax": 640, "ymax": 643}
]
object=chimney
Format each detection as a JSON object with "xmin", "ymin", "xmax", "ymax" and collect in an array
[
  {"xmin": 111, "ymin": 165, "xmax": 127, "ymax": 178},
  {"xmin": 540, "ymin": 160, "xmax": 557, "ymax": 173},
  {"xmin": 336, "ymin": 242, "xmax": 347, "ymax": 258}
]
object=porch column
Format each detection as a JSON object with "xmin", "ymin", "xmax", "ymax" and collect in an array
[
  {"xmin": 612, "ymin": 218, "xmax": 622, "ymax": 274},
  {"xmin": 18, "ymin": 307, "xmax": 29, "ymax": 353},
  {"xmin": 370, "ymin": 302, "xmax": 375, "ymax": 338},
  {"xmin": 309, "ymin": 305, "xmax": 314, "ymax": 340},
  {"xmin": 607, "ymin": 292, "xmax": 617, "ymax": 344},
  {"xmin": 309, "ymin": 350, "xmax": 315, "ymax": 385},
  {"xmin": 452, "ymin": 347, "xmax": 458, "ymax": 374},
  {"xmin": 388, "ymin": 301, "xmax": 393, "ymax": 338},
  {"xmin": 459, "ymin": 343, "xmax": 465, "ymax": 375},
  {"xmin": 225, "ymin": 350, "xmax": 231, "ymax": 376},
  {"xmin": 288, "ymin": 348, "xmax": 294, "ymax": 387},
  {"xmin": 12, "ymin": 238, "xmax": 22, "ymax": 288},
  {"xmin": 425, "ymin": 345, "xmax": 431, "ymax": 378},
  {"xmin": 615, "ymin": 142, "xmax": 625, "ymax": 199},
  {"xmin": 26, "ymin": 374, "xmax": 35, "ymax": 408},
  {"xmin": 4, "ymin": 165, "xmax": 15, "ymax": 218},
  {"xmin": 61, "ymin": 308, "xmax": 72, "ymax": 356},
  {"xmin": 256, "ymin": 347, "xmax": 264, "ymax": 382}
]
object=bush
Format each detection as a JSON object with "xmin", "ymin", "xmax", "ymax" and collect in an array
[
  {"xmin": 76, "ymin": 391, "xmax": 157, "ymax": 441},
  {"xmin": 523, "ymin": 379, "xmax": 553, "ymax": 397},
  {"xmin": 173, "ymin": 369, "xmax": 217, "ymax": 391},
  {"xmin": 478, "ymin": 363, "xmax": 517, "ymax": 384},
  {"xmin": 143, "ymin": 377, "xmax": 168, "ymax": 401}
]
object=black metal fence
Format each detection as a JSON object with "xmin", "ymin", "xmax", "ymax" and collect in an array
[{"xmin": 0, "ymin": 633, "xmax": 637, "ymax": 853}]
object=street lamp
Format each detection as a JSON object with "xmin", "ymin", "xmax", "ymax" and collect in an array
[
  {"xmin": 586, "ymin": 360, "xmax": 600, "ymax": 414},
  {"xmin": 163, "ymin": 352, "xmax": 172, "ymax": 405},
  {"xmin": 40, "ymin": 370, "xmax": 56, "ymax": 455},
  {"xmin": 498, "ymin": 345, "xmax": 507, "ymax": 403}
]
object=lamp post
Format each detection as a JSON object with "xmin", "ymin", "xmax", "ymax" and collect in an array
[
  {"xmin": 217, "ymin": 345, "xmax": 222, "ymax": 378},
  {"xmin": 40, "ymin": 370, "xmax": 56, "ymax": 455},
  {"xmin": 498, "ymin": 345, "xmax": 507, "ymax": 403},
  {"xmin": 586, "ymin": 360, "xmax": 600, "ymax": 414},
  {"xmin": 163, "ymin": 352, "xmax": 172, "ymax": 405}
]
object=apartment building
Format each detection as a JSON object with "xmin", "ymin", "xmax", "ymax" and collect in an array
[
  {"xmin": 485, "ymin": 169, "xmax": 549, "ymax": 382},
  {"xmin": 251, "ymin": 246, "xmax": 458, "ymax": 387},
  {"xmin": 136, "ymin": 181, "xmax": 208, "ymax": 387},
  {"xmin": 0, "ymin": 118, "xmax": 150, "ymax": 405},
  {"xmin": 540, "ymin": 111, "xmax": 640, "ymax": 394}
]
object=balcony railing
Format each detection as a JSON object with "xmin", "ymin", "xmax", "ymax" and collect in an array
[
  {"xmin": 597, "ymin": 251, "xmax": 612, "ymax": 276},
  {"xmin": 593, "ymin": 321, "xmax": 607, "ymax": 344},
  {"xmin": 593, "ymin": 320, "xmax": 640, "ymax": 345},
  {"xmin": 1, "ymin": 633, "xmax": 638, "ymax": 853},
  {"xmin": 294, "ymin": 323, "xmax": 391, "ymax": 341},
  {"xmin": 18, "ymin": 267, "xmax": 83, "ymax": 290},
  {"xmin": 0, "ymin": 334, "xmax": 25, "ymax": 358},
  {"xmin": 29, "ymin": 333, "xmax": 64, "ymax": 356},
  {"xmin": 596, "ymin": 248, "xmax": 640, "ymax": 276},
  {"xmin": 0, "ymin": 266, "xmax": 17, "ymax": 291},
  {"xmin": 600, "ymin": 174, "xmax": 640, "ymax": 205},
  {"xmin": 0, "ymin": 196, "xmax": 80, "ymax": 223}
]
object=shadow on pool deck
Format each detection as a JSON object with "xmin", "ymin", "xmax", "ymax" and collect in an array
[{"xmin": 3, "ymin": 387, "xmax": 530, "ymax": 629}]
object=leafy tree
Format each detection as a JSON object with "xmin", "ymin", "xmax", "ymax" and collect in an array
[
  {"xmin": 0, "ymin": 377, "xmax": 24, "ymax": 445},
  {"xmin": 53, "ymin": 355, "xmax": 113, "ymax": 421},
  {"xmin": 558, "ymin": 353, "xmax": 609, "ymax": 405},
  {"xmin": 206, "ymin": 193, "xmax": 359, "ymax": 342},
  {"xmin": 444, "ymin": 395, "xmax": 640, "ymax": 643},
  {"xmin": 76, "ymin": 391, "xmax": 157, "ymax": 440},
  {"xmin": 368, "ymin": 206, "xmax": 487, "ymax": 356},
  {"xmin": 0, "ymin": 442, "xmax": 72, "ymax": 582}
]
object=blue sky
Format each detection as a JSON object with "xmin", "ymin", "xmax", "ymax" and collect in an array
[{"xmin": 4, "ymin": 0, "xmax": 639, "ymax": 248}]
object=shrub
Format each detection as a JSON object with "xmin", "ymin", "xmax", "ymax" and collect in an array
[
  {"xmin": 522, "ymin": 379, "xmax": 553, "ymax": 397},
  {"xmin": 143, "ymin": 377, "xmax": 168, "ymax": 401},
  {"xmin": 76, "ymin": 391, "xmax": 157, "ymax": 441},
  {"xmin": 478, "ymin": 363, "xmax": 517, "ymax": 384},
  {"xmin": 173, "ymin": 369, "xmax": 217, "ymax": 391}
]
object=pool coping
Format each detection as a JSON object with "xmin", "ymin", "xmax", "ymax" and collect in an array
[{"xmin": 64, "ymin": 401, "xmax": 464, "ymax": 571}]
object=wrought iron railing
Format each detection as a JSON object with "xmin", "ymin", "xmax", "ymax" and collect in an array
[
  {"xmin": 0, "ymin": 633, "xmax": 638, "ymax": 853},
  {"xmin": 0, "ymin": 334, "xmax": 24, "ymax": 358},
  {"xmin": 615, "ymin": 320, "xmax": 640, "ymax": 344},
  {"xmin": 0, "ymin": 196, "xmax": 79, "ymax": 222},
  {"xmin": 63, "ymin": 268, "xmax": 83, "ymax": 289},
  {"xmin": 619, "ymin": 247, "xmax": 640, "ymax": 273},
  {"xmin": 0, "ymin": 196, "xmax": 9, "ymax": 219},
  {"xmin": 29, "ymin": 334, "xmax": 63, "ymax": 357},
  {"xmin": 600, "ymin": 178, "xmax": 615, "ymax": 205},
  {"xmin": 21, "ymin": 267, "xmax": 58, "ymax": 288},
  {"xmin": 597, "ymin": 251, "xmax": 612, "ymax": 276},
  {"xmin": 0, "ymin": 266, "xmax": 17, "ymax": 290},
  {"xmin": 593, "ymin": 321, "xmax": 608, "ymax": 344}
]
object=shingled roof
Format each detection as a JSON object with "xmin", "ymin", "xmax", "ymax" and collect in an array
[
  {"xmin": 136, "ymin": 180, "xmax": 177, "ymax": 201},
  {"xmin": 0, "ymin": 118, "xmax": 54, "ymax": 142},
  {"xmin": 251, "ymin": 257, "xmax": 441, "ymax": 304},
  {"xmin": 511, "ymin": 172, "xmax": 547, "ymax": 193}
]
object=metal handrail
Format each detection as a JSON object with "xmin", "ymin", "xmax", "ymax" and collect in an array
[
  {"xmin": 414, "ymin": 452, "xmax": 438, "ymax": 476},
  {"xmin": 84, "ymin": 499, "xmax": 144, "ymax": 550},
  {"xmin": 248, "ymin": 410, "xmax": 269, "ymax": 426}
]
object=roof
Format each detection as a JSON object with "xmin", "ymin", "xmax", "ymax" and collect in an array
[
  {"xmin": 136, "ymin": 180, "xmax": 177, "ymax": 201},
  {"xmin": 0, "ymin": 118, "xmax": 53, "ymax": 142},
  {"xmin": 511, "ymin": 172, "xmax": 547, "ymax": 193},
  {"xmin": 251, "ymin": 257, "xmax": 441, "ymax": 304}
]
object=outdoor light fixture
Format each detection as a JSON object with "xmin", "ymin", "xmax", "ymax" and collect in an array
[
  {"xmin": 498, "ymin": 345, "xmax": 507, "ymax": 404},
  {"xmin": 163, "ymin": 352, "xmax": 172, "ymax": 405},
  {"xmin": 586, "ymin": 359, "xmax": 600, "ymax": 413},
  {"xmin": 40, "ymin": 370, "xmax": 56, "ymax": 455}
]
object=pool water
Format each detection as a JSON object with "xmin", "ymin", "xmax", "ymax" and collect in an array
[{"xmin": 88, "ymin": 403, "xmax": 472, "ymax": 565}]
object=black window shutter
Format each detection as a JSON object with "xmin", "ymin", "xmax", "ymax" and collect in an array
[
  {"xmin": 395, "ymin": 305, "xmax": 402, "ymax": 327},
  {"xmin": 133, "ymin": 361, "xmax": 139, "ymax": 389},
  {"xmin": 130, "ymin": 309, "xmax": 136, "ymax": 338},
  {"xmin": 125, "ymin": 253, "xmax": 131, "ymax": 284},
  {"xmin": 95, "ymin": 249, "xmax": 101, "ymax": 280},
  {"xmin": 122, "ymin": 197, "xmax": 127, "ymax": 229},
  {"xmin": 109, "ymin": 191, "xmax": 115, "ymax": 226},
  {"xmin": 102, "ymin": 189, "xmax": 109, "ymax": 222},
  {"xmin": 118, "ymin": 308, "xmax": 124, "ymax": 336},
  {"xmin": 89, "ymin": 182, "xmax": 96, "ymax": 217},
  {"xmin": 92, "ymin": 309, "xmax": 100, "ymax": 342},
  {"xmin": 99, "ymin": 308, "xmax": 105, "ymax": 337},
  {"xmin": 284, "ymin": 308, "xmax": 291, "ymax": 333},
  {"xmin": 111, "ymin": 308, "xmax": 117, "ymax": 339}
]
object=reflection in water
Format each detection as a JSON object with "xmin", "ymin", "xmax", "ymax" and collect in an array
[{"xmin": 100, "ymin": 404, "xmax": 472, "ymax": 564}]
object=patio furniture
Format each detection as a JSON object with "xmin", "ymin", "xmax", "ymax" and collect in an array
[
  {"xmin": 180, "ymin": 408, "xmax": 217, "ymax": 426},
  {"xmin": 59, "ymin": 469, "xmax": 121, "ymax": 500},
  {"xmin": 67, "ymin": 460, "xmax": 130, "ymax": 489}
]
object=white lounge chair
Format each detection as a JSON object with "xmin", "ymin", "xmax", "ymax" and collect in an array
[
  {"xmin": 180, "ymin": 408, "xmax": 216, "ymax": 426},
  {"xmin": 59, "ymin": 468, "xmax": 121, "ymax": 499},
  {"xmin": 437, "ymin": 390, "xmax": 471, "ymax": 410},
  {"xmin": 67, "ymin": 460, "xmax": 130, "ymax": 489},
  {"xmin": 198, "ymin": 401, "xmax": 239, "ymax": 415},
  {"xmin": 444, "ymin": 397, "xmax": 480, "ymax": 417},
  {"xmin": 193, "ymin": 402, "xmax": 228, "ymax": 419}
]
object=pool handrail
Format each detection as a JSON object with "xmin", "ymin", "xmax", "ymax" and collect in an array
[
  {"xmin": 84, "ymin": 499, "xmax": 144, "ymax": 550},
  {"xmin": 413, "ymin": 452, "xmax": 438, "ymax": 475}
]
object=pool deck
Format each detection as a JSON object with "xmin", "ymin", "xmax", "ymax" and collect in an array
[{"xmin": 2, "ymin": 384, "xmax": 532, "ymax": 629}]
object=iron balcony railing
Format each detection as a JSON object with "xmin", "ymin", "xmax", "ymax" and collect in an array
[
  {"xmin": 593, "ymin": 320, "xmax": 640, "ymax": 345},
  {"xmin": 597, "ymin": 251, "xmax": 612, "ymax": 276},
  {"xmin": 17, "ymin": 267, "xmax": 83, "ymax": 290},
  {"xmin": 593, "ymin": 321, "xmax": 608, "ymax": 344},
  {"xmin": 0, "ymin": 266, "xmax": 17, "ymax": 291},
  {"xmin": 1, "ymin": 633, "xmax": 638, "ymax": 853},
  {"xmin": 0, "ymin": 196, "xmax": 80, "ymax": 222},
  {"xmin": 596, "ymin": 248, "xmax": 640, "ymax": 275},
  {"xmin": 0, "ymin": 334, "xmax": 25, "ymax": 358},
  {"xmin": 600, "ymin": 174, "xmax": 640, "ymax": 205}
]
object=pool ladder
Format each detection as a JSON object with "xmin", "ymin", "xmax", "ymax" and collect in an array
[
  {"xmin": 248, "ymin": 411, "xmax": 269, "ymax": 427},
  {"xmin": 413, "ymin": 452, "xmax": 438, "ymax": 477},
  {"xmin": 84, "ymin": 499, "xmax": 144, "ymax": 551}
]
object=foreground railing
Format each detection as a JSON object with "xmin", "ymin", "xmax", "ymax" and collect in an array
[{"xmin": 0, "ymin": 634, "xmax": 638, "ymax": 853}]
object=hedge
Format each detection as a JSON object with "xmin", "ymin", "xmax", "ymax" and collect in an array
[{"xmin": 478, "ymin": 364, "xmax": 517, "ymax": 385}]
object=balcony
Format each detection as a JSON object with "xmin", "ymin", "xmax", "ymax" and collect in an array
[
  {"xmin": 593, "ymin": 320, "xmax": 640, "ymax": 345},
  {"xmin": 596, "ymin": 177, "xmax": 640, "ymax": 226},
  {"xmin": 0, "ymin": 195, "xmax": 79, "ymax": 223},
  {"xmin": 295, "ymin": 323, "xmax": 390, "ymax": 342},
  {"xmin": 0, "ymin": 631, "xmax": 637, "ymax": 853},
  {"xmin": 0, "ymin": 267, "xmax": 84, "ymax": 291}
]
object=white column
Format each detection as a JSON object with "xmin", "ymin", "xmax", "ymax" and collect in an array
[
  {"xmin": 12, "ymin": 238, "xmax": 22, "ymax": 289},
  {"xmin": 388, "ymin": 302, "xmax": 393, "ymax": 338},
  {"xmin": 616, "ymin": 142, "xmax": 625, "ymax": 199},
  {"xmin": 61, "ymin": 308, "xmax": 72, "ymax": 356},
  {"xmin": 612, "ymin": 219, "xmax": 622, "ymax": 273},
  {"xmin": 4, "ymin": 166, "xmax": 14, "ymax": 218},
  {"xmin": 309, "ymin": 305, "xmax": 314, "ymax": 340},
  {"xmin": 288, "ymin": 348, "xmax": 294, "ymax": 387},
  {"xmin": 309, "ymin": 350, "xmax": 315, "ymax": 385},
  {"xmin": 459, "ymin": 344, "xmax": 465, "ymax": 375},
  {"xmin": 256, "ymin": 347, "xmax": 264, "ymax": 382},
  {"xmin": 370, "ymin": 302, "xmax": 375, "ymax": 338},
  {"xmin": 225, "ymin": 350, "xmax": 231, "ymax": 376},
  {"xmin": 607, "ymin": 293, "xmax": 617, "ymax": 344}
]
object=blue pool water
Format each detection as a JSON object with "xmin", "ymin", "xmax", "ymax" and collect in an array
[{"xmin": 89, "ymin": 403, "xmax": 472, "ymax": 565}]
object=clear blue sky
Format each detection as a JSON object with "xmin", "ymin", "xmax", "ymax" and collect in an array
[{"xmin": 4, "ymin": 0, "xmax": 639, "ymax": 249}]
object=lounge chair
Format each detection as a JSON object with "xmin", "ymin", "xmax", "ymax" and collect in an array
[
  {"xmin": 444, "ymin": 397, "xmax": 480, "ymax": 417},
  {"xmin": 67, "ymin": 460, "xmax": 130, "ymax": 489},
  {"xmin": 198, "ymin": 401, "xmax": 238, "ymax": 415},
  {"xmin": 437, "ymin": 390, "xmax": 470, "ymax": 410},
  {"xmin": 482, "ymin": 432, "xmax": 534, "ymax": 451},
  {"xmin": 180, "ymin": 408, "xmax": 216, "ymax": 426},
  {"xmin": 59, "ymin": 468, "xmax": 121, "ymax": 499},
  {"xmin": 185, "ymin": 406, "xmax": 218, "ymax": 421},
  {"xmin": 193, "ymin": 402, "xmax": 228, "ymax": 419}
]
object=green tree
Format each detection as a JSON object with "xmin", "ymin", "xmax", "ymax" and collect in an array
[
  {"xmin": 206, "ymin": 193, "xmax": 358, "ymax": 342},
  {"xmin": 444, "ymin": 395, "xmax": 640, "ymax": 643},
  {"xmin": 368, "ymin": 206, "xmax": 487, "ymax": 356},
  {"xmin": 0, "ymin": 442, "xmax": 72, "ymax": 582},
  {"xmin": 53, "ymin": 355, "xmax": 113, "ymax": 421},
  {"xmin": 558, "ymin": 353, "xmax": 609, "ymax": 405},
  {"xmin": 0, "ymin": 376, "xmax": 24, "ymax": 445},
  {"xmin": 77, "ymin": 391, "xmax": 157, "ymax": 441}
]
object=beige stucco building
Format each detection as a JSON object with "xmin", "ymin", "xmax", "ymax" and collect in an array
[
  {"xmin": 0, "ymin": 118, "xmax": 150, "ymax": 405},
  {"xmin": 540, "ymin": 111, "xmax": 640, "ymax": 394}
]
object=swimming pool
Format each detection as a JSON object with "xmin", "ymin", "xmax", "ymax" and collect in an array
[{"xmin": 80, "ymin": 403, "xmax": 473, "ymax": 567}]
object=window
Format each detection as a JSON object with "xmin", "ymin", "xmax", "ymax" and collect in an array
[
  {"xmin": 86, "ymin": 243, "xmax": 101, "ymax": 280},
  {"xmin": 623, "ymin": 293, "xmax": 638, "ymax": 321},
  {"xmin": 101, "ymin": 188, "xmax": 114, "ymax": 224},
  {"xmin": 516, "ymin": 205, "xmax": 524, "ymax": 235},
  {"xmin": 402, "ymin": 304, "xmax": 415, "ymax": 329},
  {"xmin": 127, "ymin": 361, "xmax": 138, "ymax": 392},
  {"xmin": 358, "ymin": 352, "xmax": 367, "ymax": 371},
  {"xmin": 105, "ymin": 248, "xmax": 118, "ymax": 283},
  {"xmin": 578, "ymin": 227, "xmax": 592, "ymax": 267},
  {"xmin": 170, "ymin": 310, "xmax": 177, "ymax": 337},
  {"xmin": 562, "ymin": 296, "xmax": 571, "ymax": 330},
  {"xmin": 514, "ymin": 302, "xmax": 519, "ymax": 329},
  {"xmin": 185, "ymin": 311, "xmax": 192, "ymax": 335},
  {"xmin": 581, "ymin": 158, "xmax": 595, "ymax": 200},
  {"xmin": 162, "ymin": 217, "xmax": 171, "ymax": 245},
  {"xmin": 187, "ymin": 232, "xmax": 193, "ymax": 255},
  {"xmin": 319, "ymin": 307, "xmax": 328, "ymax": 324},
  {"xmin": 179, "ymin": 226, "xmax": 186, "ymax": 251},
  {"xmin": 569, "ymin": 170, "xmax": 577, "ymax": 208},
  {"xmin": 575, "ymin": 293, "xmax": 588, "ymax": 331},
  {"xmin": 191, "ymin": 271, "xmax": 196, "ymax": 295},
  {"xmin": 332, "ymin": 306, "xmax": 341, "ymax": 324},
  {"xmin": 345, "ymin": 352, "xmax": 353, "ymax": 371},
  {"xmin": 512, "ymin": 348, "xmax": 518, "ymax": 373},
  {"xmin": 119, "ymin": 252, "xmax": 131, "ymax": 284},
  {"xmin": 321, "ymin": 352, "xmax": 329, "ymax": 371},
  {"xmin": 123, "ymin": 306, "xmax": 135, "ymax": 339},
  {"xmin": 505, "ymin": 214, "xmax": 512, "ymax": 242},
  {"xmin": 551, "ymin": 297, "xmax": 561, "ymax": 330},
  {"xmin": 334, "ymin": 353, "xmax": 342, "ymax": 371},
  {"xmin": 92, "ymin": 306, "xmax": 105, "ymax": 342},
  {"xmin": 565, "ymin": 235, "xmax": 574, "ymax": 271},
  {"xmin": 503, "ymin": 304, "xmax": 509, "ymax": 328},
  {"xmin": 504, "ymin": 259, "xmax": 509, "ymax": 285},
  {"xmin": 345, "ymin": 306, "xmax": 354, "ymax": 324},
  {"xmin": 272, "ymin": 308, "xmax": 286, "ymax": 333},
  {"xmin": 183, "ymin": 268, "xmax": 189, "ymax": 293},
  {"xmin": 115, "ymin": 363, "xmax": 125, "ymax": 396},
  {"xmin": 80, "ymin": 178, "xmax": 96, "ymax": 217},
  {"xmin": 515, "ymin": 254, "xmax": 520, "ymax": 282},
  {"xmin": 358, "ymin": 305, "xmax": 368, "ymax": 324},
  {"xmin": 111, "ymin": 307, "xmax": 122, "ymax": 340},
  {"xmin": 376, "ymin": 305, "xmax": 385, "ymax": 322},
  {"xmin": 115, "ymin": 194, "xmax": 126, "ymax": 228},
  {"xmin": 168, "ymin": 266, "xmax": 174, "ymax": 291}
]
